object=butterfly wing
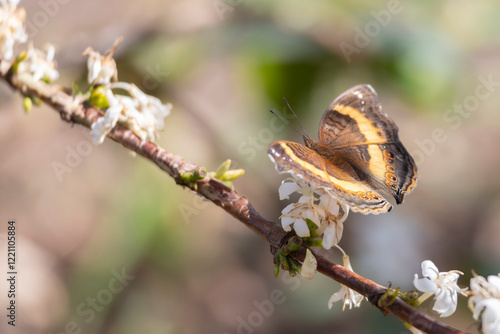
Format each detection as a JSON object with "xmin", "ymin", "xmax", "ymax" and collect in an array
[
  {"xmin": 267, "ymin": 140, "xmax": 392, "ymax": 214},
  {"xmin": 319, "ymin": 84, "xmax": 418, "ymax": 204}
]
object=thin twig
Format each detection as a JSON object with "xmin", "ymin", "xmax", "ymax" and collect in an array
[{"xmin": 2, "ymin": 67, "xmax": 469, "ymax": 334}]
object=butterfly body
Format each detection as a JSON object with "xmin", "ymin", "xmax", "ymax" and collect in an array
[{"xmin": 268, "ymin": 84, "xmax": 418, "ymax": 214}]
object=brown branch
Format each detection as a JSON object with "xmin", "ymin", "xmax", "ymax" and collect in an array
[{"xmin": 2, "ymin": 68, "xmax": 469, "ymax": 334}]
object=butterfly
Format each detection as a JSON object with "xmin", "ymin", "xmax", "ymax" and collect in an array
[{"xmin": 267, "ymin": 84, "xmax": 418, "ymax": 214}]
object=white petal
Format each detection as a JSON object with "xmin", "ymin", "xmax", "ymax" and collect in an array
[
  {"xmin": 90, "ymin": 104, "xmax": 122, "ymax": 143},
  {"xmin": 413, "ymin": 274, "xmax": 438, "ymax": 293},
  {"xmin": 328, "ymin": 284, "xmax": 364, "ymax": 311},
  {"xmin": 278, "ymin": 182, "xmax": 300, "ymax": 200},
  {"xmin": 328, "ymin": 286, "xmax": 347, "ymax": 309},
  {"xmin": 281, "ymin": 203, "xmax": 296, "ymax": 215},
  {"xmin": 322, "ymin": 222, "xmax": 343, "ymax": 250},
  {"xmin": 313, "ymin": 203, "xmax": 326, "ymax": 218},
  {"xmin": 421, "ymin": 260, "xmax": 439, "ymax": 280},
  {"xmin": 473, "ymin": 298, "xmax": 500, "ymax": 334},
  {"xmin": 300, "ymin": 249, "xmax": 317, "ymax": 279},
  {"xmin": 322, "ymin": 226, "xmax": 335, "ymax": 250},
  {"xmin": 46, "ymin": 44, "xmax": 55, "ymax": 61},
  {"xmin": 298, "ymin": 194, "xmax": 313, "ymax": 204},
  {"xmin": 319, "ymin": 193, "xmax": 339, "ymax": 215},
  {"xmin": 346, "ymin": 288, "xmax": 364, "ymax": 308},
  {"xmin": 281, "ymin": 216, "xmax": 294, "ymax": 231},
  {"xmin": 339, "ymin": 203, "xmax": 350, "ymax": 223},
  {"xmin": 32, "ymin": 66, "xmax": 44, "ymax": 81},
  {"xmin": 293, "ymin": 218, "xmax": 310, "ymax": 237},
  {"xmin": 442, "ymin": 272, "xmax": 460, "ymax": 284},
  {"xmin": 433, "ymin": 288, "xmax": 457, "ymax": 317},
  {"xmin": 88, "ymin": 59, "xmax": 101, "ymax": 83},
  {"xmin": 474, "ymin": 298, "xmax": 492, "ymax": 320},
  {"xmin": 299, "ymin": 181, "xmax": 315, "ymax": 196},
  {"xmin": 302, "ymin": 209, "xmax": 320, "ymax": 226}
]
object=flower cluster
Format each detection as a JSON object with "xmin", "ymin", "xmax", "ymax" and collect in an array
[
  {"xmin": 84, "ymin": 40, "xmax": 172, "ymax": 143},
  {"xmin": 413, "ymin": 260, "xmax": 500, "ymax": 333},
  {"xmin": 0, "ymin": 1, "xmax": 58, "ymax": 82},
  {"xmin": 277, "ymin": 177, "xmax": 362, "ymax": 309},
  {"xmin": 16, "ymin": 43, "xmax": 59, "ymax": 81},
  {"xmin": 275, "ymin": 175, "xmax": 500, "ymax": 328},
  {"xmin": 278, "ymin": 177, "xmax": 349, "ymax": 250},
  {"xmin": 0, "ymin": 0, "xmax": 26, "ymax": 62}
]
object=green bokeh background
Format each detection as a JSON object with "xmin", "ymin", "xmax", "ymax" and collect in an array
[{"xmin": 1, "ymin": 1, "xmax": 500, "ymax": 333}]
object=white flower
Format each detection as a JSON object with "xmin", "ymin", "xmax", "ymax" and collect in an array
[
  {"xmin": 328, "ymin": 254, "xmax": 365, "ymax": 310},
  {"xmin": 84, "ymin": 39, "xmax": 171, "ymax": 144},
  {"xmin": 469, "ymin": 274, "xmax": 500, "ymax": 334},
  {"xmin": 90, "ymin": 83, "xmax": 172, "ymax": 143},
  {"xmin": 278, "ymin": 177, "xmax": 348, "ymax": 249},
  {"xmin": 280, "ymin": 202, "xmax": 319, "ymax": 237},
  {"xmin": 300, "ymin": 248, "xmax": 317, "ymax": 280},
  {"xmin": 17, "ymin": 43, "xmax": 59, "ymax": 81},
  {"xmin": 83, "ymin": 38, "xmax": 121, "ymax": 85},
  {"xmin": 413, "ymin": 260, "xmax": 467, "ymax": 317},
  {"xmin": 0, "ymin": 0, "xmax": 27, "ymax": 61}
]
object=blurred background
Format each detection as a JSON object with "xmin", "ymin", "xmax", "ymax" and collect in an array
[{"xmin": 1, "ymin": 0, "xmax": 500, "ymax": 333}]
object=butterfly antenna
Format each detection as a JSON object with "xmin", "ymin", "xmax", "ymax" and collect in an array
[
  {"xmin": 283, "ymin": 97, "xmax": 311, "ymax": 140},
  {"xmin": 268, "ymin": 109, "xmax": 306, "ymax": 139}
]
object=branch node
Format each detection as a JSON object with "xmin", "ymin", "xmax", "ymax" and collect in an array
[{"xmin": 377, "ymin": 286, "xmax": 400, "ymax": 310}]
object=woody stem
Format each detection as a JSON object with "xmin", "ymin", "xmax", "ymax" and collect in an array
[{"xmin": 2, "ymin": 66, "xmax": 468, "ymax": 334}]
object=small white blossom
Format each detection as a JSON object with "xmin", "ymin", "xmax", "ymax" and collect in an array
[
  {"xmin": 328, "ymin": 254, "xmax": 365, "ymax": 310},
  {"xmin": 83, "ymin": 38, "xmax": 121, "ymax": 85},
  {"xmin": 85, "ymin": 40, "xmax": 172, "ymax": 144},
  {"xmin": 90, "ymin": 82, "xmax": 172, "ymax": 143},
  {"xmin": 413, "ymin": 260, "xmax": 467, "ymax": 317},
  {"xmin": 469, "ymin": 274, "xmax": 500, "ymax": 334},
  {"xmin": 280, "ymin": 202, "xmax": 319, "ymax": 237},
  {"xmin": 17, "ymin": 43, "xmax": 59, "ymax": 81},
  {"xmin": 278, "ymin": 177, "xmax": 348, "ymax": 249},
  {"xmin": 0, "ymin": 0, "xmax": 26, "ymax": 61}
]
